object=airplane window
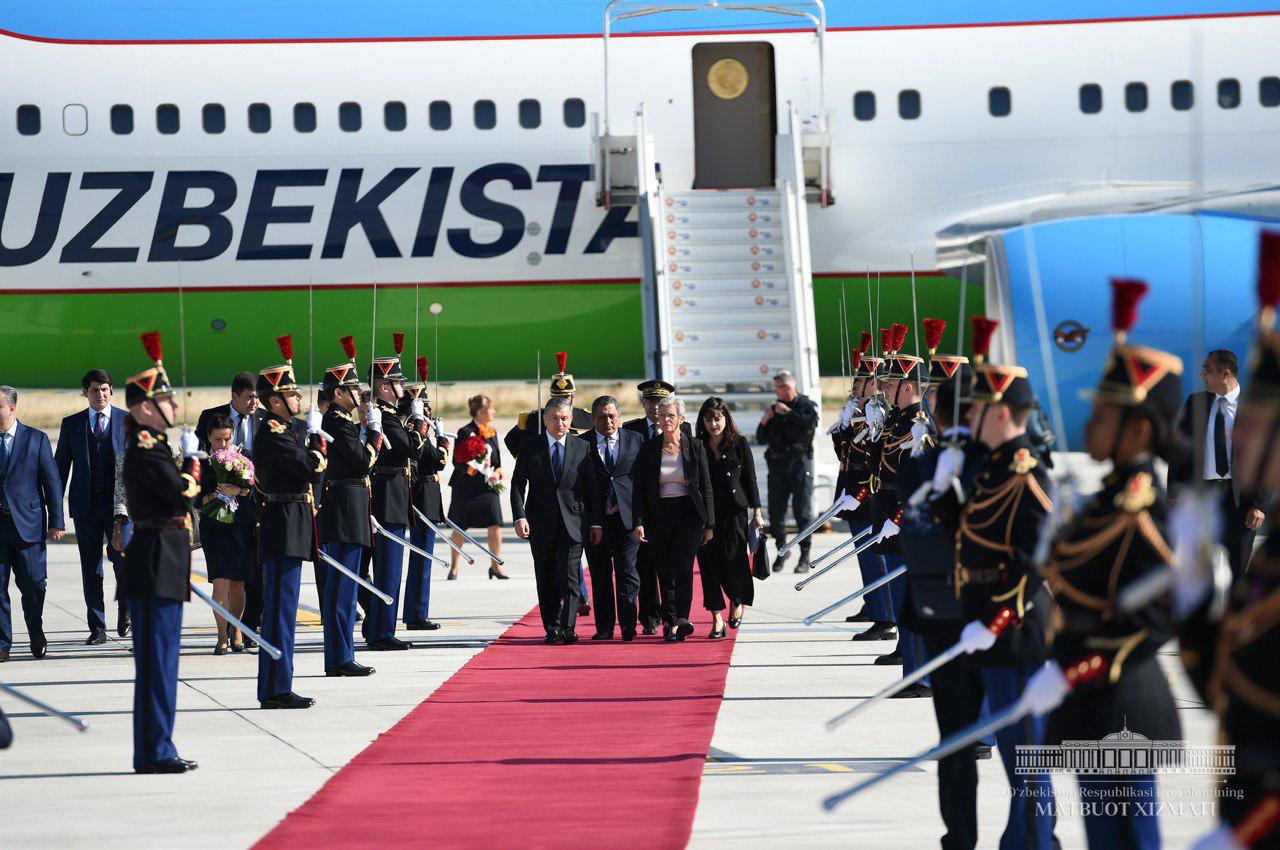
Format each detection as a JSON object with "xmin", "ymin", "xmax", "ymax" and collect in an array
[
  {"xmin": 1262, "ymin": 77, "xmax": 1280, "ymax": 108},
  {"xmin": 853, "ymin": 90, "xmax": 875, "ymax": 121},
  {"xmin": 429, "ymin": 100, "xmax": 451, "ymax": 130},
  {"xmin": 519, "ymin": 99, "xmax": 541, "ymax": 129},
  {"xmin": 988, "ymin": 87, "xmax": 1011, "ymax": 117},
  {"xmin": 1125, "ymin": 82, "xmax": 1148, "ymax": 113},
  {"xmin": 203, "ymin": 104, "xmax": 226, "ymax": 134},
  {"xmin": 474, "ymin": 99, "xmax": 496, "ymax": 130},
  {"xmin": 1171, "ymin": 80, "xmax": 1194, "ymax": 111},
  {"xmin": 294, "ymin": 102, "xmax": 316, "ymax": 133},
  {"xmin": 16, "ymin": 104, "xmax": 40, "ymax": 135},
  {"xmin": 248, "ymin": 103, "xmax": 271, "ymax": 133},
  {"xmin": 110, "ymin": 104, "xmax": 133, "ymax": 135},
  {"xmin": 898, "ymin": 89, "xmax": 921, "ymax": 120},
  {"xmin": 1079, "ymin": 84, "xmax": 1102, "ymax": 114},
  {"xmin": 563, "ymin": 98, "xmax": 586, "ymax": 128},
  {"xmin": 157, "ymin": 104, "xmax": 180, "ymax": 134},
  {"xmin": 1218, "ymin": 78, "xmax": 1240, "ymax": 109},
  {"xmin": 340, "ymin": 101, "xmax": 362, "ymax": 132},
  {"xmin": 385, "ymin": 101, "xmax": 407, "ymax": 131}
]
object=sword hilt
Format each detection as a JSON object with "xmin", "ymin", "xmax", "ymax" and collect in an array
[
  {"xmin": 1063, "ymin": 654, "xmax": 1107, "ymax": 687},
  {"xmin": 987, "ymin": 607, "xmax": 1016, "ymax": 636}
]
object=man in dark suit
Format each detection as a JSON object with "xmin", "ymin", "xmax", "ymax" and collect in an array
[
  {"xmin": 511, "ymin": 397, "xmax": 602, "ymax": 645},
  {"xmin": 56, "ymin": 369, "xmax": 132, "ymax": 644},
  {"xmin": 1169, "ymin": 349, "xmax": 1267, "ymax": 575},
  {"xmin": 584, "ymin": 395, "xmax": 642, "ymax": 641},
  {"xmin": 0, "ymin": 386, "xmax": 64, "ymax": 663}
]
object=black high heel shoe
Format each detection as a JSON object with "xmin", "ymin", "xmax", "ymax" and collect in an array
[
  {"xmin": 488, "ymin": 567, "xmax": 509, "ymax": 580},
  {"xmin": 727, "ymin": 605, "xmax": 743, "ymax": 629},
  {"xmin": 446, "ymin": 569, "xmax": 459, "ymax": 581},
  {"xmin": 708, "ymin": 624, "xmax": 726, "ymax": 640}
]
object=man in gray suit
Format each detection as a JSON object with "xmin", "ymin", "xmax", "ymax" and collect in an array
[
  {"xmin": 511, "ymin": 397, "xmax": 602, "ymax": 645},
  {"xmin": 584, "ymin": 396, "xmax": 643, "ymax": 641}
]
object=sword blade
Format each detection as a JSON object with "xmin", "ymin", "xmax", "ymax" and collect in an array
[
  {"xmin": 803, "ymin": 565, "xmax": 905, "ymax": 625},
  {"xmin": 316, "ymin": 548, "xmax": 394, "ymax": 605},
  {"xmin": 779, "ymin": 494, "xmax": 856, "ymax": 557},
  {"xmin": 0, "ymin": 681, "xmax": 89, "ymax": 733},
  {"xmin": 444, "ymin": 514, "xmax": 504, "ymax": 565},
  {"xmin": 189, "ymin": 582, "xmax": 282, "ymax": 660},
  {"xmin": 372, "ymin": 515, "xmax": 448, "ymax": 567},
  {"xmin": 827, "ymin": 643, "xmax": 966, "ymax": 730},
  {"xmin": 795, "ymin": 525, "xmax": 874, "ymax": 590},
  {"xmin": 413, "ymin": 506, "xmax": 475, "ymax": 564}
]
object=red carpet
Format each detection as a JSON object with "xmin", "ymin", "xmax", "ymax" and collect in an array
[{"xmin": 254, "ymin": 601, "xmax": 738, "ymax": 850}]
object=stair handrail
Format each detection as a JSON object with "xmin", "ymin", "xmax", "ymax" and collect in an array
[
  {"xmin": 778, "ymin": 101, "xmax": 823, "ymax": 401},
  {"xmin": 634, "ymin": 104, "xmax": 672, "ymax": 380}
]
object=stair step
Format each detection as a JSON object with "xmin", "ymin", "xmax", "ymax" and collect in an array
[
  {"xmin": 664, "ymin": 191, "xmax": 781, "ymax": 212},
  {"xmin": 670, "ymin": 276, "xmax": 788, "ymax": 295},
  {"xmin": 664, "ymin": 258, "xmax": 787, "ymax": 276},
  {"xmin": 667, "ymin": 308, "xmax": 793, "ymax": 328},
  {"xmin": 668, "ymin": 326, "xmax": 794, "ymax": 347},
  {"xmin": 662, "ymin": 209, "xmax": 784, "ymax": 227},
  {"xmin": 663, "ymin": 242, "xmax": 784, "ymax": 261},
  {"xmin": 669, "ymin": 291, "xmax": 791, "ymax": 312},
  {"xmin": 673, "ymin": 358, "xmax": 798, "ymax": 383},
  {"xmin": 665, "ymin": 226, "xmax": 783, "ymax": 243}
]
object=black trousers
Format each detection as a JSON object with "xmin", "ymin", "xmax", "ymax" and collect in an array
[
  {"xmin": 651, "ymin": 497, "xmax": 703, "ymax": 626},
  {"xmin": 1207, "ymin": 480, "xmax": 1258, "ymax": 578},
  {"xmin": 766, "ymin": 455, "xmax": 813, "ymax": 554},
  {"xmin": 923, "ymin": 625, "xmax": 987, "ymax": 850},
  {"xmin": 530, "ymin": 514, "xmax": 583, "ymax": 636},
  {"xmin": 697, "ymin": 523, "xmax": 754, "ymax": 611},
  {"xmin": 585, "ymin": 513, "xmax": 640, "ymax": 634},
  {"xmin": 636, "ymin": 541, "xmax": 662, "ymax": 630}
]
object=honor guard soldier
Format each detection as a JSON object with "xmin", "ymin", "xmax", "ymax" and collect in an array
[
  {"xmin": 316, "ymin": 336, "xmax": 378, "ymax": 678},
  {"xmin": 400, "ymin": 357, "xmax": 448, "ymax": 631},
  {"xmin": 365, "ymin": 333, "xmax": 423, "ymax": 651},
  {"xmin": 1181, "ymin": 235, "xmax": 1280, "ymax": 850},
  {"xmin": 121, "ymin": 331, "xmax": 201, "ymax": 774},
  {"xmin": 874, "ymin": 323, "xmax": 935, "ymax": 678},
  {"xmin": 253, "ymin": 335, "xmax": 328, "ymax": 710},
  {"xmin": 943, "ymin": 315, "xmax": 1057, "ymax": 850},
  {"xmin": 504, "ymin": 351, "xmax": 592, "ymax": 457},
  {"xmin": 1030, "ymin": 279, "xmax": 1185, "ymax": 849},
  {"xmin": 623, "ymin": 378, "xmax": 679, "ymax": 633}
]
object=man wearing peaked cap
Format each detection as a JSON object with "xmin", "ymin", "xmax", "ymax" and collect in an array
[
  {"xmin": 504, "ymin": 351, "xmax": 593, "ymax": 458},
  {"xmin": 399, "ymin": 356, "xmax": 448, "ymax": 632},
  {"xmin": 623, "ymin": 379, "xmax": 689, "ymax": 441},
  {"xmin": 316, "ymin": 336, "xmax": 380, "ymax": 678},
  {"xmin": 121, "ymin": 331, "xmax": 202, "ymax": 774},
  {"xmin": 253, "ymin": 334, "xmax": 328, "ymax": 709}
]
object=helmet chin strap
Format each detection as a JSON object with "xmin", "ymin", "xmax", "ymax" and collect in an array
[
  {"xmin": 1108, "ymin": 407, "xmax": 1133, "ymax": 464},
  {"xmin": 157, "ymin": 397, "xmax": 177, "ymax": 430}
]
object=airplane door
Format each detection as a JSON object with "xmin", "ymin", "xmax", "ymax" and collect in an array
[{"xmin": 692, "ymin": 42, "xmax": 776, "ymax": 189}]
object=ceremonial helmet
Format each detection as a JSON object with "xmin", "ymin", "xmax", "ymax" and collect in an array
[
  {"xmin": 853, "ymin": 331, "xmax": 881, "ymax": 389},
  {"xmin": 921, "ymin": 318, "xmax": 969, "ymax": 386},
  {"xmin": 370, "ymin": 331, "xmax": 407, "ymax": 385},
  {"xmin": 964, "ymin": 316, "xmax": 1034, "ymax": 406},
  {"xmin": 257, "ymin": 334, "xmax": 302, "ymax": 401},
  {"xmin": 882, "ymin": 322, "xmax": 924, "ymax": 383},
  {"xmin": 1090, "ymin": 278, "xmax": 1183, "ymax": 419},
  {"xmin": 322, "ymin": 335, "xmax": 364, "ymax": 394},
  {"xmin": 1227, "ymin": 232, "xmax": 1280, "ymax": 490},
  {"xmin": 637, "ymin": 378, "xmax": 676, "ymax": 399},
  {"xmin": 550, "ymin": 351, "xmax": 575, "ymax": 396},
  {"xmin": 402, "ymin": 356, "xmax": 430, "ymax": 401},
  {"xmin": 125, "ymin": 331, "xmax": 176, "ymax": 407}
]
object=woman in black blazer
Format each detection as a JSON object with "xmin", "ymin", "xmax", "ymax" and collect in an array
[
  {"xmin": 446, "ymin": 394, "xmax": 507, "ymax": 580},
  {"xmin": 695, "ymin": 397, "xmax": 763, "ymax": 639},
  {"xmin": 196, "ymin": 414, "xmax": 255, "ymax": 654},
  {"xmin": 632, "ymin": 396, "xmax": 714, "ymax": 642}
]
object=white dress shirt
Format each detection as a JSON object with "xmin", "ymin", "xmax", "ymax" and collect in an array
[
  {"xmin": 230, "ymin": 407, "xmax": 254, "ymax": 453},
  {"xmin": 546, "ymin": 431, "xmax": 568, "ymax": 461},
  {"xmin": 87, "ymin": 404, "xmax": 113, "ymax": 437},
  {"xmin": 1203, "ymin": 384, "xmax": 1240, "ymax": 481}
]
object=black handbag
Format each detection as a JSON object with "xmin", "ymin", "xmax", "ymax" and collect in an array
[{"xmin": 749, "ymin": 525, "xmax": 770, "ymax": 580}]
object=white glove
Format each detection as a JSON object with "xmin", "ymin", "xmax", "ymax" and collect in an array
[
  {"xmin": 1189, "ymin": 825, "xmax": 1246, "ymax": 850},
  {"xmin": 877, "ymin": 518, "xmax": 900, "ymax": 540},
  {"xmin": 957, "ymin": 619, "xmax": 998, "ymax": 654},
  {"xmin": 410, "ymin": 397, "xmax": 426, "ymax": 420},
  {"xmin": 839, "ymin": 399, "xmax": 855, "ymax": 424},
  {"xmin": 1016, "ymin": 661, "xmax": 1071, "ymax": 717},
  {"xmin": 179, "ymin": 429, "xmax": 200, "ymax": 458},
  {"xmin": 306, "ymin": 406, "xmax": 324, "ymax": 435},
  {"xmin": 909, "ymin": 417, "xmax": 930, "ymax": 457},
  {"xmin": 931, "ymin": 445, "xmax": 965, "ymax": 493},
  {"xmin": 365, "ymin": 404, "xmax": 383, "ymax": 434}
]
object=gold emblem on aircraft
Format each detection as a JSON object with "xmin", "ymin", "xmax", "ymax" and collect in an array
[{"xmin": 707, "ymin": 58, "xmax": 749, "ymax": 100}]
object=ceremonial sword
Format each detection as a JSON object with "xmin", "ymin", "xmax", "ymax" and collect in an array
[
  {"xmin": 413, "ymin": 505, "xmax": 475, "ymax": 564},
  {"xmin": 0, "ymin": 681, "xmax": 89, "ymax": 733},
  {"xmin": 189, "ymin": 581, "xmax": 282, "ymax": 660}
]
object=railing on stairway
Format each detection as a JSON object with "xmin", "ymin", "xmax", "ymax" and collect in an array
[
  {"xmin": 776, "ymin": 101, "xmax": 822, "ymax": 401},
  {"xmin": 635, "ymin": 104, "xmax": 672, "ymax": 382}
]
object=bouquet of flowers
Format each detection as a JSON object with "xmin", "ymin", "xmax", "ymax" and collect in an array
[
  {"xmin": 201, "ymin": 447, "xmax": 256, "ymax": 524},
  {"xmin": 455, "ymin": 433, "xmax": 505, "ymax": 494}
]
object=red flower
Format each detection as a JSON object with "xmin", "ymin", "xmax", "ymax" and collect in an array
[{"xmin": 454, "ymin": 434, "xmax": 488, "ymax": 465}]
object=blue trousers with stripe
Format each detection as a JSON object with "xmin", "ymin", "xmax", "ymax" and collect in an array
[
  {"xmin": 402, "ymin": 524, "xmax": 437, "ymax": 623},
  {"xmin": 368, "ymin": 523, "xmax": 405, "ymax": 643},
  {"xmin": 128, "ymin": 596, "xmax": 183, "ymax": 771},
  {"xmin": 320, "ymin": 542, "xmax": 361, "ymax": 672},
  {"xmin": 880, "ymin": 553, "xmax": 926, "ymax": 682},
  {"xmin": 257, "ymin": 557, "xmax": 302, "ymax": 701},
  {"xmin": 1077, "ymin": 774, "xmax": 1160, "ymax": 850}
]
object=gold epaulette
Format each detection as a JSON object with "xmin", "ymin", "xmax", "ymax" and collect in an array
[
  {"xmin": 180, "ymin": 472, "xmax": 199, "ymax": 499},
  {"xmin": 1114, "ymin": 471, "xmax": 1156, "ymax": 513},
  {"xmin": 267, "ymin": 419, "xmax": 288, "ymax": 435},
  {"xmin": 1009, "ymin": 448, "xmax": 1038, "ymax": 475},
  {"xmin": 137, "ymin": 429, "xmax": 158, "ymax": 450}
]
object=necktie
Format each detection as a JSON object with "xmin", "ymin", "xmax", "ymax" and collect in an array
[
  {"xmin": 0, "ymin": 433, "xmax": 8, "ymax": 481},
  {"xmin": 603, "ymin": 439, "xmax": 617, "ymax": 510},
  {"xmin": 1214, "ymin": 397, "xmax": 1230, "ymax": 477},
  {"xmin": 93, "ymin": 411, "xmax": 104, "ymax": 438},
  {"xmin": 604, "ymin": 438, "xmax": 616, "ymax": 473},
  {"xmin": 552, "ymin": 441, "xmax": 563, "ymax": 483}
]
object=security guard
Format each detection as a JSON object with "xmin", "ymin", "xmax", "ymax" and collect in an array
[
  {"xmin": 317, "ymin": 336, "xmax": 378, "ymax": 677},
  {"xmin": 121, "ymin": 331, "xmax": 201, "ymax": 774},
  {"xmin": 1038, "ymin": 279, "xmax": 1184, "ymax": 849},
  {"xmin": 254, "ymin": 334, "xmax": 328, "ymax": 709},
  {"xmin": 943, "ymin": 315, "xmax": 1056, "ymax": 850},
  {"xmin": 623, "ymin": 378, "xmax": 680, "ymax": 633},
  {"xmin": 504, "ymin": 350, "xmax": 592, "ymax": 457},
  {"xmin": 756, "ymin": 369, "xmax": 820, "ymax": 573},
  {"xmin": 401, "ymin": 357, "xmax": 448, "ymax": 631},
  {"xmin": 365, "ymin": 333, "xmax": 423, "ymax": 651}
]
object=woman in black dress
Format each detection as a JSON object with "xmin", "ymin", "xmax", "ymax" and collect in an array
[
  {"xmin": 446, "ymin": 394, "xmax": 507, "ymax": 580},
  {"xmin": 197, "ymin": 414, "xmax": 255, "ymax": 654},
  {"xmin": 632, "ymin": 396, "xmax": 715, "ymax": 642},
  {"xmin": 696, "ymin": 397, "xmax": 763, "ymax": 639}
]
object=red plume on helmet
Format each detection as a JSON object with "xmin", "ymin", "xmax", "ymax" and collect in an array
[
  {"xmin": 858, "ymin": 331, "xmax": 873, "ymax": 354},
  {"xmin": 275, "ymin": 334, "xmax": 294, "ymax": 363},
  {"xmin": 970, "ymin": 317, "xmax": 999, "ymax": 362},
  {"xmin": 139, "ymin": 330, "xmax": 163, "ymax": 365},
  {"xmin": 879, "ymin": 328, "xmax": 892, "ymax": 354},
  {"xmin": 339, "ymin": 335, "xmax": 357, "ymax": 362},
  {"xmin": 392, "ymin": 332, "xmax": 405, "ymax": 357},
  {"xmin": 1258, "ymin": 230, "xmax": 1280, "ymax": 319},
  {"xmin": 1109, "ymin": 278, "xmax": 1149, "ymax": 341},
  {"xmin": 416, "ymin": 356, "xmax": 429, "ymax": 382},
  {"xmin": 890, "ymin": 323, "xmax": 908, "ymax": 354},
  {"xmin": 850, "ymin": 350, "xmax": 862, "ymax": 375},
  {"xmin": 555, "ymin": 351, "xmax": 568, "ymax": 373},
  {"xmin": 922, "ymin": 318, "xmax": 946, "ymax": 354}
]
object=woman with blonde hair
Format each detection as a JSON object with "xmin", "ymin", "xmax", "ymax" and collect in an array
[{"xmin": 446, "ymin": 394, "xmax": 507, "ymax": 580}]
